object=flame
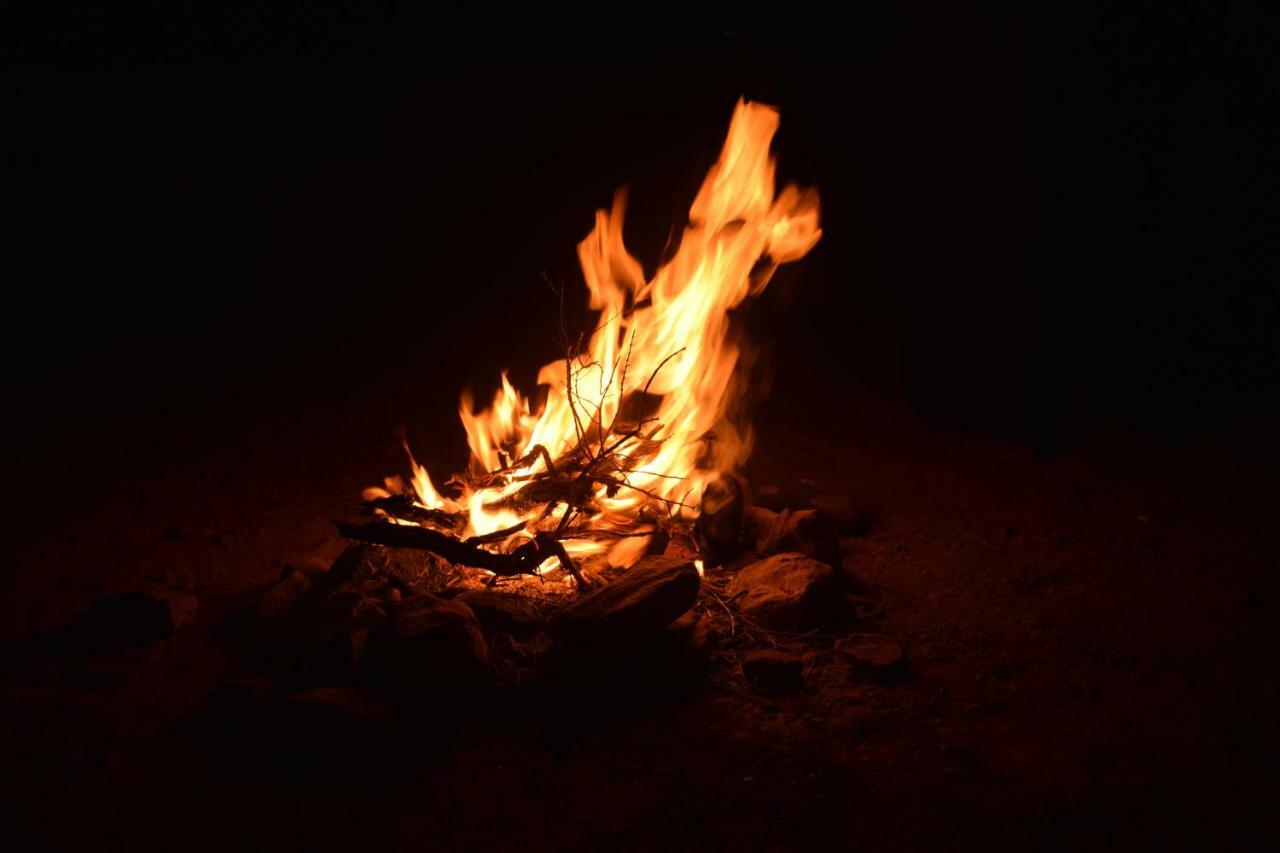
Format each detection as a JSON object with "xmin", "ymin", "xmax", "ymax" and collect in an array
[{"xmin": 387, "ymin": 100, "xmax": 820, "ymax": 575}]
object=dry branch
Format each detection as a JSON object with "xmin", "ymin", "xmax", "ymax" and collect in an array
[{"xmin": 334, "ymin": 521, "xmax": 586, "ymax": 587}]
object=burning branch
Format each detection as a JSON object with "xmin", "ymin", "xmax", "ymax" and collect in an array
[
  {"xmin": 347, "ymin": 99, "xmax": 822, "ymax": 588},
  {"xmin": 335, "ymin": 521, "xmax": 587, "ymax": 587}
]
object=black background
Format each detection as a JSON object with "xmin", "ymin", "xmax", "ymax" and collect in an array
[{"xmin": 6, "ymin": 8, "xmax": 1276, "ymax": 460}]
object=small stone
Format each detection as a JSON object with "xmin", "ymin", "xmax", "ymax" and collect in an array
[
  {"xmin": 457, "ymin": 590, "xmax": 545, "ymax": 636},
  {"xmin": 141, "ymin": 582, "xmax": 199, "ymax": 629},
  {"xmin": 255, "ymin": 572, "xmax": 312, "ymax": 621},
  {"xmin": 83, "ymin": 583, "xmax": 199, "ymax": 646},
  {"xmin": 808, "ymin": 492, "xmax": 873, "ymax": 536},
  {"xmin": 281, "ymin": 537, "xmax": 347, "ymax": 580},
  {"xmin": 553, "ymin": 555, "xmax": 700, "ymax": 652},
  {"xmin": 696, "ymin": 474, "xmax": 745, "ymax": 563},
  {"xmin": 835, "ymin": 635, "xmax": 907, "ymax": 682},
  {"xmin": 753, "ymin": 481, "xmax": 815, "ymax": 512},
  {"xmin": 742, "ymin": 649, "xmax": 804, "ymax": 694},
  {"xmin": 728, "ymin": 552, "xmax": 840, "ymax": 630},
  {"xmin": 209, "ymin": 676, "xmax": 276, "ymax": 709},
  {"xmin": 286, "ymin": 685, "xmax": 395, "ymax": 723},
  {"xmin": 367, "ymin": 594, "xmax": 491, "ymax": 691},
  {"xmin": 755, "ymin": 509, "xmax": 841, "ymax": 567},
  {"xmin": 603, "ymin": 611, "xmax": 714, "ymax": 682},
  {"xmin": 742, "ymin": 506, "xmax": 779, "ymax": 541}
]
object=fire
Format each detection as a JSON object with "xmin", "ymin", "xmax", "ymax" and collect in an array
[{"xmin": 374, "ymin": 100, "xmax": 820, "ymax": 581}]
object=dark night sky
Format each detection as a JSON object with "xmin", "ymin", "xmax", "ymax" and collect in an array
[{"xmin": 5, "ymin": 9, "xmax": 1276, "ymax": 460}]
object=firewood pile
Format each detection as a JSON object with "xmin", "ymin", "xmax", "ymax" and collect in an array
[
  {"xmin": 213, "ymin": 477, "xmax": 886, "ymax": 713},
  {"xmin": 339, "ymin": 347, "xmax": 703, "ymax": 589}
]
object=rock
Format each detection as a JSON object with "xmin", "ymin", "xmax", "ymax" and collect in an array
[
  {"xmin": 728, "ymin": 552, "xmax": 839, "ymax": 630},
  {"xmin": 456, "ymin": 590, "xmax": 545, "ymax": 636},
  {"xmin": 209, "ymin": 676, "xmax": 275, "ymax": 708},
  {"xmin": 612, "ymin": 611, "xmax": 714, "ymax": 681},
  {"xmin": 809, "ymin": 492, "xmax": 873, "ymax": 536},
  {"xmin": 742, "ymin": 505, "xmax": 780, "ymax": 541},
  {"xmin": 308, "ymin": 543, "xmax": 377, "ymax": 601},
  {"xmin": 752, "ymin": 481, "xmax": 871, "ymax": 537},
  {"xmin": 318, "ymin": 591, "xmax": 387, "ymax": 632},
  {"xmin": 553, "ymin": 555, "xmax": 700, "ymax": 652},
  {"xmin": 255, "ymin": 572, "xmax": 312, "ymax": 621},
  {"xmin": 287, "ymin": 685, "xmax": 396, "ymax": 724},
  {"xmin": 304, "ymin": 626, "xmax": 370, "ymax": 677},
  {"xmin": 281, "ymin": 537, "xmax": 349, "ymax": 580},
  {"xmin": 835, "ymin": 635, "xmax": 907, "ymax": 682},
  {"xmin": 753, "ymin": 481, "xmax": 814, "ymax": 512},
  {"xmin": 742, "ymin": 649, "xmax": 804, "ymax": 694},
  {"xmin": 83, "ymin": 583, "xmax": 199, "ymax": 646},
  {"xmin": 369, "ymin": 594, "xmax": 491, "ymax": 691},
  {"xmin": 696, "ymin": 474, "xmax": 745, "ymax": 563},
  {"xmin": 755, "ymin": 508, "xmax": 841, "ymax": 567},
  {"xmin": 658, "ymin": 610, "xmax": 715, "ymax": 663}
]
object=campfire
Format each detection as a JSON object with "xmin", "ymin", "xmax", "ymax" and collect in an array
[{"xmin": 341, "ymin": 100, "xmax": 821, "ymax": 589}]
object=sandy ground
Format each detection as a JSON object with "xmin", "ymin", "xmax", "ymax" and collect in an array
[{"xmin": 3, "ymin": 389, "xmax": 1277, "ymax": 851}]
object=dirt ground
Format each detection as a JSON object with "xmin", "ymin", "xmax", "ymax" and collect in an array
[{"xmin": 3, "ymin": 386, "xmax": 1277, "ymax": 851}]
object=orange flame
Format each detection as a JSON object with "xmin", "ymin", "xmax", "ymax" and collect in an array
[{"xmin": 394, "ymin": 100, "xmax": 820, "ymax": 574}]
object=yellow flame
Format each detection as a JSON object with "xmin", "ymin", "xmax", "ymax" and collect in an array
[{"xmin": 396, "ymin": 100, "xmax": 820, "ymax": 562}]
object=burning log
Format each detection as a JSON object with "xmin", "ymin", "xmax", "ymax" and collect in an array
[
  {"xmin": 334, "ymin": 521, "xmax": 585, "ymax": 586},
  {"xmin": 351, "ymin": 101, "xmax": 822, "ymax": 587}
]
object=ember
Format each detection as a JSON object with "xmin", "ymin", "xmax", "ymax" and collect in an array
[{"xmin": 348, "ymin": 100, "xmax": 821, "ymax": 586}]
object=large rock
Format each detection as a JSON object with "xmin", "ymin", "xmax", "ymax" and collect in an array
[
  {"xmin": 552, "ymin": 555, "xmax": 700, "ymax": 651},
  {"xmin": 728, "ymin": 552, "xmax": 839, "ymax": 630},
  {"xmin": 368, "ymin": 594, "xmax": 491, "ymax": 691}
]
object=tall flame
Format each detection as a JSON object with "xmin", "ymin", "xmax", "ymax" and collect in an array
[{"xmin": 398, "ymin": 100, "xmax": 820, "ymax": 571}]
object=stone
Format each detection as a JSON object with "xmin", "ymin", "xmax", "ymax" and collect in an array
[
  {"xmin": 552, "ymin": 555, "xmax": 700, "ymax": 651},
  {"xmin": 210, "ymin": 676, "xmax": 275, "ymax": 707},
  {"xmin": 742, "ymin": 649, "xmax": 804, "ymax": 694},
  {"xmin": 255, "ymin": 572, "xmax": 312, "ymax": 621},
  {"xmin": 83, "ymin": 583, "xmax": 199, "ymax": 646},
  {"xmin": 809, "ymin": 492, "xmax": 873, "ymax": 536},
  {"xmin": 742, "ymin": 506, "xmax": 780, "ymax": 541},
  {"xmin": 752, "ymin": 481, "xmax": 814, "ymax": 512},
  {"xmin": 610, "ymin": 611, "xmax": 714, "ymax": 681},
  {"xmin": 287, "ymin": 685, "xmax": 396, "ymax": 723},
  {"xmin": 696, "ymin": 474, "xmax": 745, "ymax": 562},
  {"xmin": 456, "ymin": 590, "xmax": 545, "ymax": 636},
  {"xmin": 655, "ymin": 610, "xmax": 715, "ymax": 664},
  {"xmin": 755, "ymin": 508, "xmax": 841, "ymax": 567},
  {"xmin": 369, "ymin": 594, "xmax": 491, "ymax": 691},
  {"xmin": 304, "ymin": 627, "xmax": 370, "ymax": 677},
  {"xmin": 835, "ymin": 635, "xmax": 907, "ymax": 682},
  {"xmin": 728, "ymin": 552, "xmax": 840, "ymax": 630}
]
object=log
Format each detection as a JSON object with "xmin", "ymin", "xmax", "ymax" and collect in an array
[
  {"xmin": 334, "ymin": 521, "xmax": 585, "ymax": 586},
  {"xmin": 364, "ymin": 495, "xmax": 460, "ymax": 529}
]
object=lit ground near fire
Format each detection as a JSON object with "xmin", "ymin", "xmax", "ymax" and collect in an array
[{"xmin": 4, "ymin": 391, "xmax": 1276, "ymax": 850}]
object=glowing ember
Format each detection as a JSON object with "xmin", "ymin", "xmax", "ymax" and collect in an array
[{"xmin": 365, "ymin": 100, "xmax": 821, "ymax": 584}]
